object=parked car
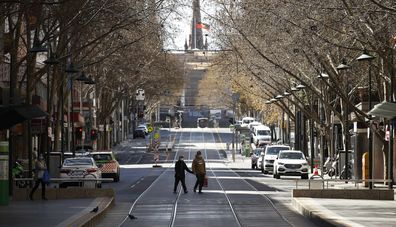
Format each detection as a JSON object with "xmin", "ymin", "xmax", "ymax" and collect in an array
[
  {"xmin": 134, "ymin": 129, "xmax": 146, "ymax": 138},
  {"xmin": 59, "ymin": 157, "xmax": 102, "ymax": 188},
  {"xmin": 90, "ymin": 151, "xmax": 120, "ymax": 182},
  {"xmin": 241, "ymin": 117, "xmax": 255, "ymax": 128},
  {"xmin": 273, "ymin": 150, "xmax": 309, "ymax": 179},
  {"xmin": 252, "ymin": 125, "xmax": 271, "ymax": 146},
  {"xmin": 260, "ymin": 145, "xmax": 290, "ymax": 174},
  {"xmin": 137, "ymin": 125, "xmax": 148, "ymax": 134},
  {"xmin": 74, "ymin": 145, "xmax": 93, "ymax": 156}
]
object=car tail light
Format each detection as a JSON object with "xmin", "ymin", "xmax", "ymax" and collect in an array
[
  {"xmin": 87, "ymin": 168, "xmax": 97, "ymax": 173},
  {"xmin": 60, "ymin": 169, "xmax": 71, "ymax": 174}
]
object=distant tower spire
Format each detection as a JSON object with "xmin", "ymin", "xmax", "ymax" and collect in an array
[{"xmin": 191, "ymin": 0, "xmax": 203, "ymax": 50}]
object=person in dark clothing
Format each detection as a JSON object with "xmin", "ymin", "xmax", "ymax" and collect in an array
[
  {"xmin": 29, "ymin": 153, "xmax": 47, "ymax": 200},
  {"xmin": 174, "ymin": 155, "xmax": 193, "ymax": 193},
  {"xmin": 192, "ymin": 151, "xmax": 206, "ymax": 193}
]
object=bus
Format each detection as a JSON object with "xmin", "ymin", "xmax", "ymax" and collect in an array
[{"xmin": 197, "ymin": 117, "xmax": 209, "ymax": 128}]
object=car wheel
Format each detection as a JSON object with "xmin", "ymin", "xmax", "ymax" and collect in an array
[
  {"xmin": 263, "ymin": 170, "xmax": 268, "ymax": 174},
  {"xmin": 275, "ymin": 172, "xmax": 280, "ymax": 179},
  {"xmin": 301, "ymin": 174, "xmax": 308, "ymax": 179}
]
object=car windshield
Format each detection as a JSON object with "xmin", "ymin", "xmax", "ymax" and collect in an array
[
  {"xmin": 279, "ymin": 152, "xmax": 304, "ymax": 159},
  {"xmin": 63, "ymin": 159, "xmax": 93, "ymax": 166},
  {"xmin": 257, "ymin": 130, "xmax": 270, "ymax": 136},
  {"xmin": 266, "ymin": 147, "xmax": 290, "ymax": 155},
  {"xmin": 243, "ymin": 119, "xmax": 253, "ymax": 124},
  {"xmin": 92, "ymin": 154, "xmax": 112, "ymax": 162}
]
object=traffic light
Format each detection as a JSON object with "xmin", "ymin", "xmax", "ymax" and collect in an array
[
  {"xmin": 76, "ymin": 127, "xmax": 83, "ymax": 140},
  {"xmin": 90, "ymin": 129, "xmax": 98, "ymax": 140}
]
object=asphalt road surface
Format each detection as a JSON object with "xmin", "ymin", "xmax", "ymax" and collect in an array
[{"xmin": 98, "ymin": 128, "xmax": 316, "ymax": 227}]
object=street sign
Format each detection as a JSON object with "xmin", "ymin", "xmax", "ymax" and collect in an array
[
  {"xmin": 148, "ymin": 126, "xmax": 154, "ymax": 133},
  {"xmin": 136, "ymin": 89, "xmax": 145, "ymax": 101},
  {"xmin": 154, "ymin": 132, "xmax": 160, "ymax": 140},
  {"xmin": 99, "ymin": 125, "xmax": 104, "ymax": 132}
]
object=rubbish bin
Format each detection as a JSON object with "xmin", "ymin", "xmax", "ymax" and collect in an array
[
  {"xmin": 49, "ymin": 152, "xmax": 62, "ymax": 178},
  {"xmin": 0, "ymin": 141, "xmax": 9, "ymax": 205}
]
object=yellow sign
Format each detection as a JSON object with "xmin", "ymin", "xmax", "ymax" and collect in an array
[
  {"xmin": 148, "ymin": 126, "xmax": 154, "ymax": 133},
  {"xmin": 154, "ymin": 132, "xmax": 160, "ymax": 140}
]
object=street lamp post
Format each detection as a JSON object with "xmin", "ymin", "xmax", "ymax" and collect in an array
[
  {"xmin": 232, "ymin": 93, "xmax": 240, "ymax": 162},
  {"xmin": 65, "ymin": 63, "xmax": 79, "ymax": 156},
  {"xmin": 356, "ymin": 50, "xmax": 375, "ymax": 189},
  {"xmin": 337, "ymin": 59, "xmax": 351, "ymax": 180},
  {"xmin": 318, "ymin": 72, "xmax": 329, "ymax": 177},
  {"xmin": 75, "ymin": 71, "xmax": 90, "ymax": 150},
  {"xmin": 43, "ymin": 51, "xmax": 59, "ymax": 170}
]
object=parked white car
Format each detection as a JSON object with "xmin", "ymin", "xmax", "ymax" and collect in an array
[
  {"xmin": 260, "ymin": 144, "xmax": 290, "ymax": 173},
  {"xmin": 252, "ymin": 125, "xmax": 271, "ymax": 146},
  {"xmin": 248, "ymin": 121, "xmax": 262, "ymax": 131},
  {"xmin": 60, "ymin": 157, "xmax": 102, "ymax": 188},
  {"xmin": 137, "ymin": 124, "xmax": 148, "ymax": 134},
  {"xmin": 273, "ymin": 150, "xmax": 309, "ymax": 179},
  {"xmin": 241, "ymin": 117, "xmax": 255, "ymax": 128}
]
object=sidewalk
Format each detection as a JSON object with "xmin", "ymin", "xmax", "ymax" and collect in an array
[
  {"xmin": 0, "ymin": 198, "xmax": 94, "ymax": 227},
  {"xmin": 222, "ymin": 146, "xmax": 396, "ymax": 227}
]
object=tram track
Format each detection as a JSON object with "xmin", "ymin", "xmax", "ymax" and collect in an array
[
  {"xmin": 118, "ymin": 128, "xmax": 296, "ymax": 227},
  {"xmin": 118, "ymin": 129, "xmax": 183, "ymax": 227}
]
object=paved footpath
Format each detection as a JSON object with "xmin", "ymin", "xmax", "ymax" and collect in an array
[{"xmin": 0, "ymin": 198, "xmax": 96, "ymax": 227}]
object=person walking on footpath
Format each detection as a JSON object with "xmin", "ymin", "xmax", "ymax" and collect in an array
[
  {"xmin": 192, "ymin": 151, "xmax": 206, "ymax": 193},
  {"xmin": 29, "ymin": 153, "xmax": 48, "ymax": 200},
  {"xmin": 174, "ymin": 155, "xmax": 193, "ymax": 193}
]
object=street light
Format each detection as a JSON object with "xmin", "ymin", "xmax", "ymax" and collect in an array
[
  {"xmin": 356, "ymin": 49, "xmax": 375, "ymax": 189},
  {"xmin": 296, "ymin": 84, "xmax": 306, "ymax": 90},
  {"xmin": 65, "ymin": 63, "xmax": 80, "ymax": 156},
  {"xmin": 337, "ymin": 59, "xmax": 351, "ymax": 180},
  {"xmin": 275, "ymin": 95, "xmax": 284, "ymax": 99},
  {"xmin": 75, "ymin": 72, "xmax": 90, "ymax": 150},
  {"xmin": 43, "ymin": 51, "xmax": 59, "ymax": 171},
  {"xmin": 291, "ymin": 87, "xmax": 299, "ymax": 92},
  {"xmin": 317, "ymin": 73, "xmax": 329, "ymax": 79}
]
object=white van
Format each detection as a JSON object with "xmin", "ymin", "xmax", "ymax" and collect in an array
[
  {"xmin": 252, "ymin": 125, "xmax": 271, "ymax": 146},
  {"xmin": 248, "ymin": 121, "xmax": 262, "ymax": 131},
  {"xmin": 241, "ymin": 117, "xmax": 255, "ymax": 128}
]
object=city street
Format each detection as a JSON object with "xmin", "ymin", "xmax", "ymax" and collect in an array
[
  {"xmin": 2, "ymin": 1, "xmax": 396, "ymax": 226},
  {"xmin": 98, "ymin": 128, "xmax": 316, "ymax": 227}
]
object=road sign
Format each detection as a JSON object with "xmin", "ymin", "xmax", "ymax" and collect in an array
[
  {"xmin": 148, "ymin": 126, "xmax": 154, "ymax": 133},
  {"xmin": 136, "ymin": 89, "xmax": 145, "ymax": 101},
  {"xmin": 154, "ymin": 132, "xmax": 160, "ymax": 140}
]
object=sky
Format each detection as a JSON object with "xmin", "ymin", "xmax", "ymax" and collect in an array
[{"xmin": 164, "ymin": 0, "xmax": 217, "ymax": 50}]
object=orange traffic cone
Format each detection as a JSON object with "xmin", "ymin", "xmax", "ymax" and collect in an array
[{"xmin": 313, "ymin": 165, "xmax": 319, "ymax": 176}]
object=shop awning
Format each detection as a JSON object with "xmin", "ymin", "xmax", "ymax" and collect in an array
[
  {"xmin": 0, "ymin": 104, "xmax": 47, "ymax": 129},
  {"xmin": 368, "ymin": 101, "xmax": 396, "ymax": 119}
]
